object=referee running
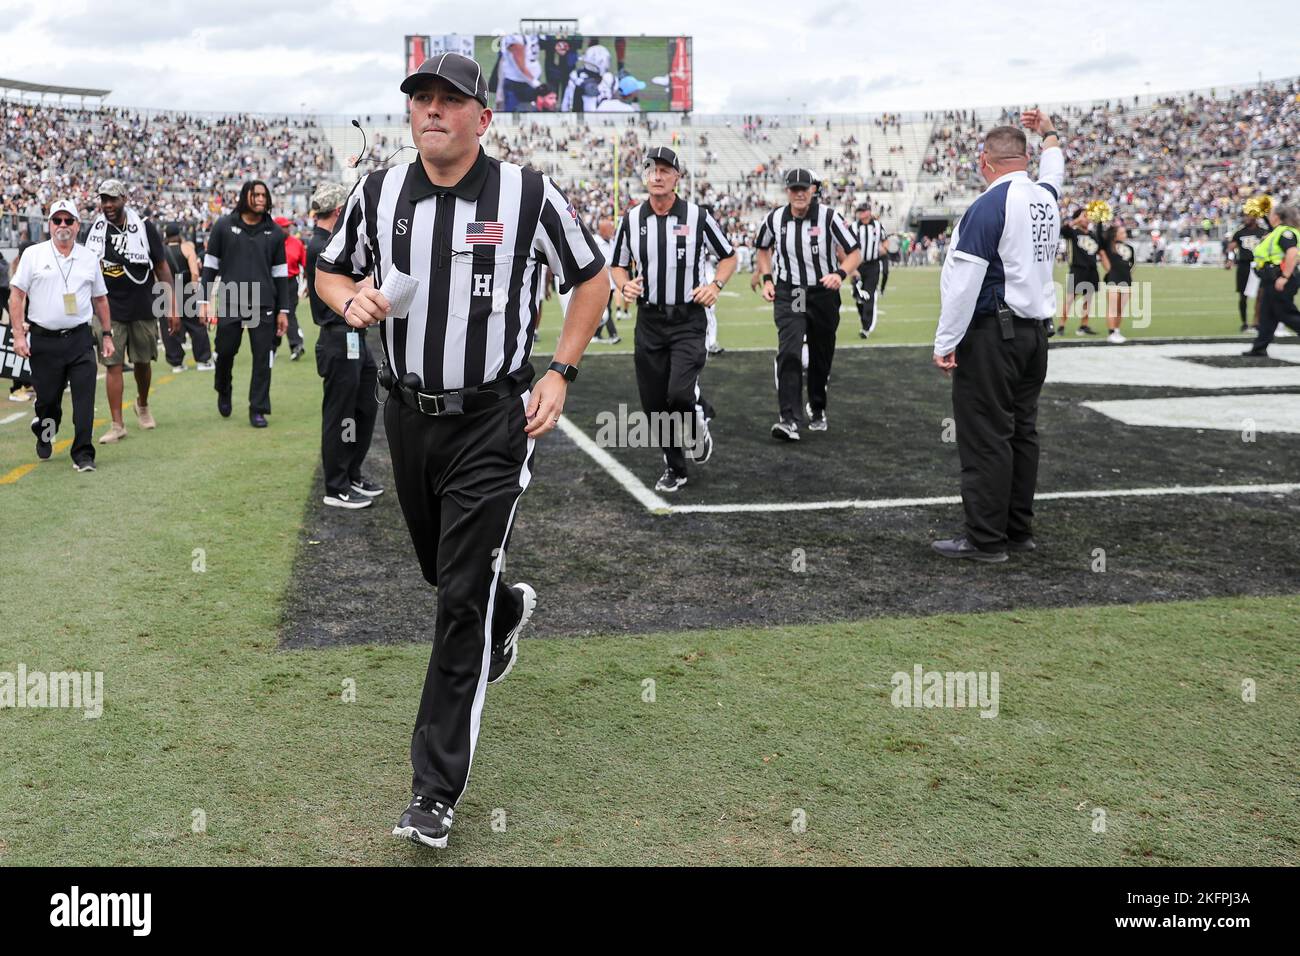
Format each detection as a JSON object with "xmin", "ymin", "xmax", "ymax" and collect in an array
[
  {"xmin": 314, "ymin": 52, "xmax": 609, "ymax": 850},
  {"xmin": 609, "ymin": 146, "xmax": 736, "ymax": 492},
  {"xmin": 853, "ymin": 202, "xmax": 885, "ymax": 338},
  {"xmin": 755, "ymin": 168, "xmax": 861, "ymax": 439}
]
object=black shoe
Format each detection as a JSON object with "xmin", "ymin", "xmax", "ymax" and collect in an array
[
  {"xmin": 1007, "ymin": 537, "xmax": 1037, "ymax": 553},
  {"xmin": 1077, "ymin": 325, "xmax": 1098, "ymax": 336},
  {"xmin": 323, "ymin": 491, "xmax": 373, "ymax": 509},
  {"xmin": 290, "ymin": 346, "xmax": 305, "ymax": 361},
  {"xmin": 930, "ymin": 536, "xmax": 1008, "ymax": 563},
  {"xmin": 1242, "ymin": 349, "xmax": 1268, "ymax": 357},
  {"xmin": 706, "ymin": 344, "xmax": 724, "ymax": 354},
  {"xmin": 771, "ymin": 420, "xmax": 800, "ymax": 442},
  {"xmin": 72, "ymin": 459, "xmax": 96, "ymax": 473},
  {"xmin": 805, "ymin": 403, "xmax": 827, "ymax": 432},
  {"xmin": 608, "ymin": 334, "xmax": 622, "ymax": 345},
  {"xmin": 392, "ymin": 795, "xmax": 454, "ymax": 850},
  {"xmin": 250, "ymin": 412, "xmax": 268, "ymax": 428},
  {"xmin": 859, "ymin": 329, "xmax": 870, "ymax": 339},
  {"xmin": 654, "ymin": 468, "xmax": 688, "ymax": 493},
  {"xmin": 218, "ymin": 394, "xmax": 232, "ymax": 417},
  {"xmin": 489, "ymin": 582, "xmax": 536, "ymax": 685},
  {"xmin": 31, "ymin": 417, "xmax": 51, "ymax": 460},
  {"xmin": 349, "ymin": 478, "xmax": 385, "ymax": 498}
]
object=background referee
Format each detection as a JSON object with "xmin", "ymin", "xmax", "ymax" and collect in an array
[
  {"xmin": 610, "ymin": 145, "xmax": 736, "ymax": 493},
  {"xmin": 853, "ymin": 202, "xmax": 885, "ymax": 338},
  {"xmin": 314, "ymin": 52, "xmax": 609, "ymax": 851},
  {"xmin": 755, "ymin": 168, "xmax": 861, "ymax": 440}
]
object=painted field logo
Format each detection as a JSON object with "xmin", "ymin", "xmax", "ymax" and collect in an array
[
  {"xmin": 594, "ymin": 403, "xmax": 701, "ymax": 451},
  {"xmin": 891, "ymin": 664, "xmax": 999, "ymax": 718},
  {"xmin": 50, "ymin": 886, "xmax": 151, "ymax": 936},
  {"xmin": 0, "ymin": 665, "xmax": 103, "ymax": 719}
]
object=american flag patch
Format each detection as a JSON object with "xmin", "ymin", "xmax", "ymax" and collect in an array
[
  {"xmin": 673, "ymin": 224, "xmax": 690, "ymax": 236},
  {"xmin": 808, "ymin": 226, "xmax": 822, "ymax": 237},
  {"xmin": 565, "ymin": 202, "xmax": 578, "ymax": 221},
  {"xmin": 465, "ymin": 221, "xmax": 505, "ymax": 245}
]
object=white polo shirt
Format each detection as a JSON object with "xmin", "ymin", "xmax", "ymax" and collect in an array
[{"xmin": 11, "ymin": 239, "xmax": 107, "ymax": 330}]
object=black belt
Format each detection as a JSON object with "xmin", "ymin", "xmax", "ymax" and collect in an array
[
  {"xmin": 970, "ymin": 311, "xmax": 1045, "ymax": 328},
  {"xmin": 393, "ymin": 364, "xmax": 532, "ymax": 417},
  {"xmin": 776, "ymin": 279, "xmax": 835, "ymax": 291},
  {"xmin": 27, "ymin": 322, "xmax": 89, "ymax": 338}
]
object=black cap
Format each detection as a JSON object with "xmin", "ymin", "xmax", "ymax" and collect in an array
[
  {"xmin": 784, "ymin": 168, "xmax": 817, "ymax": 188},
  {"xmin": 164, "ymin": 223, "xmax": 181, "ymax": 238},
  {"xmin": 400, "ymin": 52, "xmax": 489, "ymax": 106},
  {"xmin": 644, "ymin": 146, "xmax": 683, "ymax": 174},
  {"xmin": 855, "ymin": 201, "xmax": 871, "ymax": 212}
]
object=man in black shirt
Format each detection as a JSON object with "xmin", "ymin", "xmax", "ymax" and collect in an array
[
  {"xmin": 86, "ymin": 180, "xmax": 177, "ymax": 443},
  {"xmin": 1229, "ymin": 215, "xmax": 1268, "ymax": 332},
  {"xmin": 305, "ymin": 181, "xmax": 381, "ymax": 509},
  {"xmin": 1058, "ymin": 208, "xmax": 1100, "ymax": 336}
]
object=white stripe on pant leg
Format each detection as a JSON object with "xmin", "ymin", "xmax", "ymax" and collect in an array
[{"xmin": 456, "ymin": 391, "xmax": 535, "ymax": 807}]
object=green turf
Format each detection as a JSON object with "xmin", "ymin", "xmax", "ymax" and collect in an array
[
  {"xmin": 537, "ymin": 264, "xmax": 1254, "ymax": 353},
  {"xmin": 1, "ymin": 293, "xmax": 1297, "ymax": 866}
]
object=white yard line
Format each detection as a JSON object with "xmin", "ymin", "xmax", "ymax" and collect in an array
[
  {"xmin": 0, "ymin": 411, "xmax": 26, "ymax": 425},
  {"xmin": 555, "ymin": 416, "xmax": 671, "ymax": 514}
]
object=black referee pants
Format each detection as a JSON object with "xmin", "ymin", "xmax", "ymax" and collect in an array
[
  {"xmin": 315, "ymin": 325, "xmax": 378, "ymax": 496},
  {"xmin": 634, "ymin": 302, "xmax": 712, "ymax": 475},
  {"xmin": 952, "ymin": 315, "xmax": 1048, "ymax": 551},
  {"xmin": 29, "ymin": 323, "xmax": 97, "ymax": 467},
  {"xmin": 855, "ymin": 261, "xmax": 881, "ymax": 334},
  {"xmin": 385, "ymin": 384, "xmax": 533, "ymax": 806},
  {"xmin": 774, "ymin": 283, "xmax": 840, "ymax": 424},
  {"xmin": 214, "ymin": 316, "xmax": 277, "ymax": 414},
  {"xmin": 1250, "ymin": 269, "xmax": 1300, "ymax": 352}
]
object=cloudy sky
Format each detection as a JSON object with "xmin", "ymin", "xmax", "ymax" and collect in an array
[{"xmin": 0, "ymin": 0, "xmax": 1292, "ymax": 117}]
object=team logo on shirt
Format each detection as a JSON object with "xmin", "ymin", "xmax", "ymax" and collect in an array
[{"xmin": 465, "ymin": 221, "xmax": 505, "ymax": 245}]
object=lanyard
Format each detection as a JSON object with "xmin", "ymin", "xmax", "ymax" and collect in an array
[{"xmin": 55, "ymin": 247, "xmax": 76, "ymax": 291}]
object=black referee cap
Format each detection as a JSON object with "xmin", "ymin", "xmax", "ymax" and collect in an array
[
  {"xmin": 784, "ymin": 168, "xmax": 817, "ymax": 189},
  {"xmin": 400, "ymin": 52, "xmax": 489, "ymax": 106},
  {"xmin": 644, "ymin": 146, "xmax": 683, "ymax": 174},
  {"xmin": 855, "ymin": 201, "xmax": 871, "ymax": 212}
]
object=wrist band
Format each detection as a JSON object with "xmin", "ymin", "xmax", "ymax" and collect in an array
[
  {"xmin": 762, "ymin": 273, "xmax": 773, "ymax": 284},
  {"xmin": 834, "ymin": 268, "xmax": 846, "ymax": 280}
]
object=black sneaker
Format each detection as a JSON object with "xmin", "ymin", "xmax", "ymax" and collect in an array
[
  {"xmin": 930, "ymin": 536, "xmax": 1008, "ymax": 563},
  {"xmin": 608, "ymin": 334, "xmax": 622, "ymax": 344},
  {"xmin": 859, "ymin": 329, "xmax": 870, "ymax": 339},
  {"xmin": 392, "ymin": 795, "xmax": 454, "ymax": 849},
  {"xmin": 250, "ymin": 412, "xmax": 268, "ymax": 428},
  {"xmin": 217, "ymin": 393, "xmax": 232, "ymax": 418},
  {"xmin": 290, "ymin": 346, "xmax": 305, "ymax": 361},
  {"xmin": 1242, "ymin": 348, "xmax": 1268, "ymax": 357},
  {"xmin": 805, "ymin": 403, "xmax": 827, "ymax": 432},
  {"xmin": 31, "ymin": 417, "xmax": 51, "ymax": 460},
  {"xmin": 654, "ymin": 468, "xmax": 688, "ymax": 493},
  {"xmin": 323, "ymin": 491, "xmax": 372, "ymax": 509},
  {"xmin": 349, "ymin": 478, "xmax": 385, "ymax": 498},
  {"xmin": 771, "ymin": 420, "xmax": 800, "ymax": 442},
  {"xmin": 707, "ymin": 344, "xmax": 724, "ymax": 354},
  {"xmin": 72, "ymin": 460, "xmax": 96, "ymax": 473},
  {"xmin": 1076, "ymin": 325, "xmax": 1098, "ymax": 336},
  {"xmin": 1007, "ymin": 537, "xmax": 1037, "ymax": 553},
  {"xmin": 489, "ymin": 582, "xmax": 536, "ymax": 685}
]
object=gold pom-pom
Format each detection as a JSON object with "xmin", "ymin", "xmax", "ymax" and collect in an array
[
  {"xmin": 1244, "ymin": 195, "xmax": 1273, "ymax": 218},
  {"xmin": 1085, "ymin": 200, "xmax": 1113, "ymax": 224}
]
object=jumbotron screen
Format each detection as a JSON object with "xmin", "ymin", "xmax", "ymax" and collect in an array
[{"xmin": 405, "ymin": 33, "xmax": 693, "ymax": 113}]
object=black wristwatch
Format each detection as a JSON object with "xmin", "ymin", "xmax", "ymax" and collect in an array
[
  {"xmin": 834, "ymin": 268, "xmax": 847, "ymax": 280},
  {"xmin": 713, "ymin": 278, "xmax": 725, "ymax": 290},
  {"xmin": 101, "ymin": 329, "xmax": 113, "ymax": 336},
  {"xmin": 548, "ymin": 361, "xmax": 578, "ymax": 383},
  {"xmin": 762, "ymin": 273, "xmax": 773, "ymax": 284}
]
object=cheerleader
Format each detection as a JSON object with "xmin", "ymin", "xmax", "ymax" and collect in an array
[{"xmin": 1097, "ymin": 222, "xmax": 1135, "ymax": 344}]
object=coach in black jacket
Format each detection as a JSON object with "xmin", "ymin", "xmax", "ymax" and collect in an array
[{"xmin": 199, "ymin": 179, "xmax": 293, "ymax": 427}]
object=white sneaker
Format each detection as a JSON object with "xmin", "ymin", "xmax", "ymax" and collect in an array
[
  {"xmin": 171, "ymin": 365, "xmax": 186, "ymax": 373},
  {"xmin": 195, "ymin": 361, "xmax": 216, "ymax": 371},
  {"xmin": 1107, "ymin": 330, "xmax": 1127, "ymax": 345}
]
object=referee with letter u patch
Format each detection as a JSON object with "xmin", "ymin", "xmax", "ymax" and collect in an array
[
  {"xmin": 314, "ymin": 52, "xmax": 610, "ymax": 850},
  {"xmin": 755, "ymin": 168, "xmax": 860, "ymax": 440},
  {"xmin": 610, "ymin": 145, "xmax": 736, "ymax": 493}
]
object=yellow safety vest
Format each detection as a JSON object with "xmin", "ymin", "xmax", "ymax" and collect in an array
[{"xmin": 1253, "ymin": 225, "xmax": 1294, "ymax": 269}]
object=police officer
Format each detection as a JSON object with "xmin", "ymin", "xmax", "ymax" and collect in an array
[
  {"xmin": 313, "ymin": 52, "xmax": 609, "ymax": 850},
  {"xmin": 1228, "ymin": 213, "xmax": 1267, "ymax": 333},
  {"xmin": 1243, "ymin": 205, "xmax": 1300, "ymax": 357},
  {"xmin": 853, "ymin": 202, "xmax": 885, "ymax": 338},
  {"xmin": 609, "ymin": 146, "xmax": 736, "ymax": 492},
  {"xmin": 755, "ymin": 168, "xmax": 861, "ymax": 440},
  {"xmin": 305, "ymin": 181, "xmax": 381, "ymax": 510},
  {"xmin": 931, "ymin": 110, "xmax": 1064, "ymax": 562}
]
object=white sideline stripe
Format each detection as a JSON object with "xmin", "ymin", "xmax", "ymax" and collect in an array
[
  {"xmin": 555, "ymin": 416, "xmax": 671, "ymax": 513},
  {"xmin": 665, "ymin": 483, "xmax": 1300, "ymax": 515},
  {"xmin": 0, "ymin": 411, "xmax": 25, "ymax": 425}
]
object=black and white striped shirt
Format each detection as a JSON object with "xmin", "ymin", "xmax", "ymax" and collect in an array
[
  {"xmin": 857, "ymin": 218, "xmax": 885, "ymax": 262},
  {"xmin": 316, "ymin": 148, "xmax": 604, "ymax": 392},
  {"xmin": 610, "ymin": 196, "xmax": 734, "ymax": 307},
  {"xmin": 754, "ymin": 201, "xmax": 858, "ymax": 285}
]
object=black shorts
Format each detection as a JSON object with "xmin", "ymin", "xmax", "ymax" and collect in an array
[{"xmin": 1068, "ymin": 270, "xmax": 1100, "ymax": 296}]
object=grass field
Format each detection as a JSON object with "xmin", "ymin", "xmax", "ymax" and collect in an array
[{"xmin": 2, "ymin": 265, "xmax": 1297, "ymax": 866}]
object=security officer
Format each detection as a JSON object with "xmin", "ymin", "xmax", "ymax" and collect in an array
[
  {"xmin": 853, "ymin": 202, "xmax": 885, "ymax": 338},
  {"xmin": 931, "ymin": 110, "xmax": 1064, "ymax": 562},
  {"xmin": 755, "ymin": 168, "xmax": 861, "ymax": 440},
  {"xmin": 8, "ymin": 200, "xmax": 115, "ymax": 471},
  {"xmin": 609, "ymin": 145, "xmax": 736, "ymax": 492},
  {"xmin": 305, "ymin": 180, "xmax": 381, "ymax": 509},
  {"xmin": 1243, "ymin": 205, "xmax": 1300, "ymax": 357},
  {"xmin": 313, "ymin": 52, "xmax": 609, "ymax": 850}
]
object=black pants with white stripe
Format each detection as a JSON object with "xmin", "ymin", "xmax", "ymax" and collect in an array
[
  {"xmin": 1251, "ymin": 268, "xmax": 1300, "ymax": 352},
  {"xmin": 315, "ymin": 325, "xmax": 378, "ymax": 497},
  {"xmin": 29, "ymin": 323, "xmax": 97, "ymax": 466},
  {"xmin": 774, "ymin": 283, "xmax": 840, "ymax": 424},
  {"xmin": 634, "ymin": 302, "xmax": 712, "ymax": 476},
  {"xmin": 855, "ymin": 261, "xmax": 881, "ymax": 334},
  {"xmin": 385, "ymin": 387, "xmax": 532, "ymax": 805},
  {"xmin": 952, "ymin": 315, "xmax": 1048, "ymax": 551},
  {"xmin": 214, "ymin": 317, "xmax": 277, "ymax": 414}
]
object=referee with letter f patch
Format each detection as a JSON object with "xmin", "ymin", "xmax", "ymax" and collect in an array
[
  {"xmin": 755, "ymin": 168, "xmax": 860, "ymax": 440},
  {"xmin": 314, "ymin": 52, "xmax": 609, "ymax": 850},
  {"xmin": 931, "ymin": 109, "xmax": 1064, "ymax": 562},
  {"xmin": 610, "ymin": 145, "xmax": 736, "ymax": 493}
]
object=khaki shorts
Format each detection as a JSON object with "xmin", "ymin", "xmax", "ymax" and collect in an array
[{"xmin": 95, "ymin": 318, "xmax": 159, "ymax": 367}]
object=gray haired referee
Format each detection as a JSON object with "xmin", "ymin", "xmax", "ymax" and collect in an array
[
  {"xmin": 314, "ymin": 52, "xmax": 609, "ymax": 850},
  {"xmin": 931, "ymin": 109, "xmax": 1064, "ymax": 562},
  {"xmin": 609, "ymin": 145, "xmax": 736, "ymax": 493},
  {"xmin": 755, "ymin": 169, "xmax": 861, "ymax": 440}
]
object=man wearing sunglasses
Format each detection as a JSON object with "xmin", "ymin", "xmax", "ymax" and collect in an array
[{"xmin": 8, "ymin": 200, "xmax": 115, "ymax": 472}]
